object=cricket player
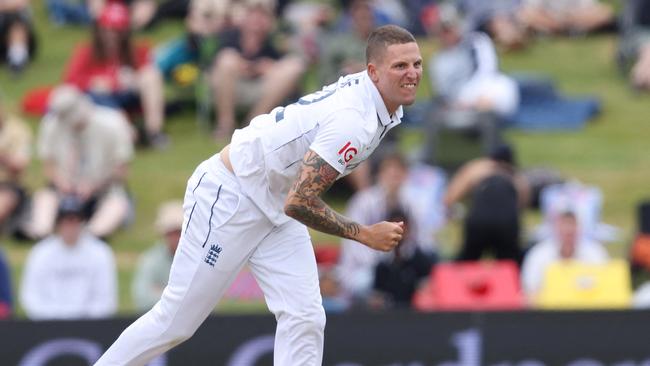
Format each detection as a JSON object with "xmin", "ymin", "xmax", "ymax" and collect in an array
[{"xmin": 95, "ymin": 24, "xmax": 422, "ymax": 366}]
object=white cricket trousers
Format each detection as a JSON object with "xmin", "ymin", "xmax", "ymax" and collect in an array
[{"xmin": 95, "ymin": 154, "xmax": 325, "ymax": 366}]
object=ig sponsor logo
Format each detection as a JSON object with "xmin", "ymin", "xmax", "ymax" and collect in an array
[{"xmin": 338, "ymin": 141, "xmax": 358, "ymax": 164}]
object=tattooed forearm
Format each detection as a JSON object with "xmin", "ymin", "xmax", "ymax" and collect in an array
[{"xmin": 285, "ymin": 150, "xmax": 362, "ymax": 240}]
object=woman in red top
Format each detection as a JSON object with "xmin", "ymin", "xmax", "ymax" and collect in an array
[{"xmin": 63, "ymin": 2, "xmax": 167, "ymax": 148}]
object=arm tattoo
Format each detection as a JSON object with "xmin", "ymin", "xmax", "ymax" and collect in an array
[{"xmin": 285, "ymin": 150, "xmax": 362, "ymax": 240}]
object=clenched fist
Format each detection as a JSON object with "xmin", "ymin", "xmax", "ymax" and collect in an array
[{"xmin": 358, "ymin": 221, "xmax": 404, "ymax": 252}]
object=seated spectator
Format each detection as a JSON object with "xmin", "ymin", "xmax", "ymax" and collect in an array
[
  {"xmin": 336, "ymin": 153, "xmax": 439, "ymax": 305},
  {"xmin": 521, "ymin": 210, "xmax": 609, "ymax": 300},
  {"xmin": 210, "ymin": 0, "xmax": 306, "ymax": 140},
  {"xmin": 427, "ymin": 3, "xmax": 519, "ymax": 117},
  {"xmin": 0, "ymin": 0, "xmax": 37, "ymax": 74},
  {"xmin": 317, "ymin": 0, "xmax": 375, "ymax": 85},
  {"xmin": 372, "ymin": 208, "xmax": 435, "ymax": 309},
  {"xmin": 26, "ymin": 85, "xmax": 134, "ymax": 240},
  {"xmin": 155, "ymin": 0, "xmax": 231, "ymax": 88},
  {"xmin": 0, "ymin": 247, "xmax": 12, "ymax": 319},
  {"xmin": 20, "ymin": 196, "xmax": 117, "ymax": 320},
  {"xmin": 618, "ymin": 0, "xmax": 650, "ymax": 91},
  {"xmin": 0, "ymin": 100, "xmax": 30, "ymax": 233},
  {"xmin": 456, "ymin": 0, "xmax": 529, "ymax": 50},
  {"xmin": 445, "ymin": 144, "xmax": 530, "ymax": 264},
  {"xmin": 131, "ymin": 201, "xmax": 183, "ymax": 313},
  {"xmin": 518, "ymin": 0, "xmax": 614, "ymax": 36},
  {"xmin": 63, "ymin": 2, "xmax": 167, "ymax": 148}
]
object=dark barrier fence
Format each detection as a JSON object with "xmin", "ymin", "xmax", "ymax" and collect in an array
[{"xmin": 2, "ymin": 310, "xmax": 650, "ymax": 366}]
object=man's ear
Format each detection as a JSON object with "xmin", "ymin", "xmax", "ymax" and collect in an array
[{"xmin": 367, "ymin": 63, "xmax": 379, "ymax": 83}]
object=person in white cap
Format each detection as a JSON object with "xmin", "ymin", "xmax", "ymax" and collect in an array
[
  {"xmin": 96, "ymin": 24, "xmax": 420, "ymax": 366},
  {"xmin": 131, "ymin": 200, "xmax": 184, "ymax": 313},
  {"xmin": 26, "ymin": 84, "xmax": 134, "ymax": 240}
]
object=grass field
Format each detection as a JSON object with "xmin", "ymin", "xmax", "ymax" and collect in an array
[{"xmin": 1, "ymin": 3, "xmax": 649, "ymax": 315}]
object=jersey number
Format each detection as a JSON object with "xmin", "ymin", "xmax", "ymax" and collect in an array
[
  {"xmin": 297, "ymin": 89, "xmax": 336, "ymax": 105},
  {"xmin": 275, "ymin": 77, "xmax": 361, "ymax": 122}
]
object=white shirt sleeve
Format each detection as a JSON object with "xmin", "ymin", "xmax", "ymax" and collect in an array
[{"xmin": 309, "ymin": 109, "xmax": 367, "ymax": 174}]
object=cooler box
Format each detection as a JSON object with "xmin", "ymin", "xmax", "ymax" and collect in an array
[
  {"xmin": 414, "ymin": 260, "xmax": 525, "ymax": 311},
  {"xmin": 537, "ymin": 259, "xmax": 632, "ymax": 309}
]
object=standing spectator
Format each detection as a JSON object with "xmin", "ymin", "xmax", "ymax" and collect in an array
[
  {"xmin": 0, "ymin": 99, "xmax": 30, "ymax": 232},
  {"xmin": 521, "ymin": 210, "xmax": 609, "ymax": 299},
  {"xmin": 63, "ymin": 2, "xmax": 167, "ymax": 148},
  {"xmin": 0, "ymin": 247, "xmax": 12, "ymax": 319},
  {"xmin": 210, "ymin": 0, "xmax": 305, "ymax": 140},
  {"xmin": 0, "ymin": 0, "xmax": 37, "ymax": 74},
  {"xmin": 428, "ymin": 3, "xmax": 519, "ymax": 117},
  {"xmin": 131, "ymin": 201, "xmax": 183, "ymax": 313},
  {"xmin": 27, "ymin": 85, "xmax": 134, "ymax": 240},
  {"xmin": 445, "ymin": 144, "xmax": 530, "ymax": 264},
  {"xmin": 20, "ymin": 196, "xmax": 118, "ymax": 320}
]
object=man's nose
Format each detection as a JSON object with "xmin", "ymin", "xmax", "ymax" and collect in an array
[{"xmin": 405, "ymin": 66, "xmax": 419, "ymax": 80}]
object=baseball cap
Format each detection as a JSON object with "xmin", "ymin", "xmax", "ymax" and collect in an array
[
  {"xmin": 155, "ymin": 201, "xmax": 184, "ymax": 234},
  {"xmin": 48, "ymin": 85, "xmax": 92, "ymax": 126},
  {"xmin": 57, "ymin": 195, "xmax": 86, "ymax": 220},
  {"xmin": 98, "ymin": 2, "xmax": 131, "ymax": 31}
]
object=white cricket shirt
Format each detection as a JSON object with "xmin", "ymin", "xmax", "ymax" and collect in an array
[{"xmin": 229, "ymin": 71, "xmax": 403, "ymax": 225}]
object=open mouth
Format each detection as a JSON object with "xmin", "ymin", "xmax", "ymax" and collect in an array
[{"xmin": 401, "ymin": 82, "xmax": 417, "ymax": 89}]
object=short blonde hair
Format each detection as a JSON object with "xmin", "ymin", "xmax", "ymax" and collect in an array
[{"xmin": 366, "ymin": 25, "xmax": 416, "ymax": 64}]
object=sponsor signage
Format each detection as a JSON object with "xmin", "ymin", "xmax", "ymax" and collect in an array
[{"xmin": 1, "ymin": 310, "xmax": 649, "ymax": 365}]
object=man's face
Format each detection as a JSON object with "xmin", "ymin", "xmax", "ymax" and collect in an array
[
  {"xmin": 241, "ymin": 7, "xmax": 274, "ymax": 38},
  {"xmin": 368, "ymin": 42, "xmax": 422, "ymax": 114},
  {"xmin": 58, "ymin": 215, "xmax": 84, "ymax": 246}
]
